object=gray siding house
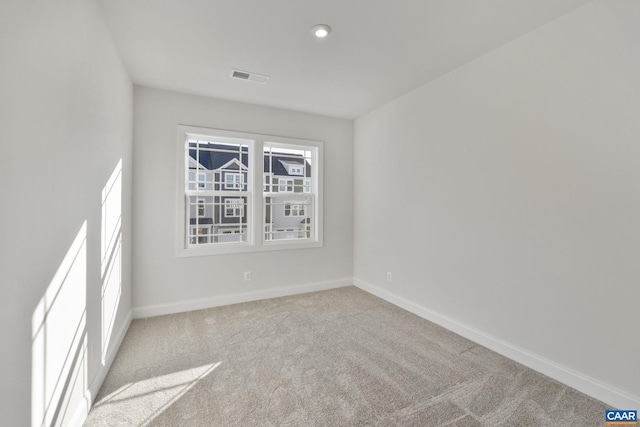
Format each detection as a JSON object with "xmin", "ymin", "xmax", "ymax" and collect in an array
[{"xmin": 188, "ymin": 142, "xmax": 311, "ymax": 243}]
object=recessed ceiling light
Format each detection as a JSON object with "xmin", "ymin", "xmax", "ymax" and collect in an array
[{"xmin": 311, "ymin": 24, "xmax": 332, "ymax": 38}]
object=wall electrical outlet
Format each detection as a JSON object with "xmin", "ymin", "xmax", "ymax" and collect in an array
[
  {"xmin": 386, "ymin": 272, "xmax": 392, "ymax": 282},
  {"xmin": 244, "ymin": 271, "xmax": 252, "ymax": 281}
]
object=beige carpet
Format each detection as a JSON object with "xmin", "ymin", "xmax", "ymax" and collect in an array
[{"xmin": 84, "ymin": 286, "xmax": 607, "ymax": 426}]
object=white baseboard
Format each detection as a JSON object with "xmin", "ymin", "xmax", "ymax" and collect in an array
[
  {"xmin": 67, "ymin": 392, "xmax": 90, "ymax": 427},
  {"xmin": 353, "ymin": 278, "xmax": 640, "ymax": 410},
  {"xmin": 88, "ymin": 310, "xmax": 133, "ymax": 399},
  {"xmin": 132, "ymin": 278, "xmax": 352, "ymax": 319}
]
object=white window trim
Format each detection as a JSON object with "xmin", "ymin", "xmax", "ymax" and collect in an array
[{"xmin": 176, "ymin": 125, "xmax": 323, "ymax": 257}]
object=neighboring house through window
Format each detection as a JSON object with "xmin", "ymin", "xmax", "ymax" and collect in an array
[
  {"xmin": 264, "ymin": 142, "xmax": 316, "ymax": 242},
  {"xmin": 177, "ymin": 125, "xmax": 323, "ymax": 255}
]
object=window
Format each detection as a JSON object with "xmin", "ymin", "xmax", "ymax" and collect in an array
[
  {"xmin": 284, "ymin": 202, "xmax": 305, "ymax": 217},
  {"xmin": 190, "ymin": 226, "xmax": 211, "ymax": 244},
  {"xmin": 184, "ymin": 133, "xmax": 249, "ymax": 250},
  {"xmin": 224, "ymin": 198, "xmax": 244, "ymax": 217},
  {"xmin": 263, "ymin": 142, "xmax": 316, "ymax": 242},
  {"xmin": 178, "ymin": 126, "xmax": 322, "ymax": 256},
  {"xmin": 192, "ymin": 171, "xmax": 214, "ymax": 190},
  {"xmin": 278, "ymin": 178, "xmax": 294, "ymax": 193},
  {"xmin": 197, "ymin": 199, "xmax": 206, "ymax": 217},
  {"xmin": 224, "ymin": 173, "xmax": 244, "ymax": 189}
]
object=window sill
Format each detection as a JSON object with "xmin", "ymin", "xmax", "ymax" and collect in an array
[{"xmin": 176, "ymin": 240, "xmax": 322, "ymax": 257}]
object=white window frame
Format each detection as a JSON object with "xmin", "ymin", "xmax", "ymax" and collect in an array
[{"xmin": 176, "ymin": 125, "xmax": 323, "ymax": 256}]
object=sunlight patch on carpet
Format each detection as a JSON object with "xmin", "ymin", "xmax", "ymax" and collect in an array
[{"xmin": 93, "ymin": 362, "xmax": 222, "ymax": 426}]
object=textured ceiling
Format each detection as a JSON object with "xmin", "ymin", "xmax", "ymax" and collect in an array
[{"xmin": 97, "ymin": 0, "xmax": 592, "ymax": 119}]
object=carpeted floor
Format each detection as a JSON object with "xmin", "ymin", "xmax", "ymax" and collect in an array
[{"xmin": 84, "ymin": 286, "xmax": 607, "ymax": 426}]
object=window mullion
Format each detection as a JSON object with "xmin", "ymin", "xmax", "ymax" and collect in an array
[{"xmin": 253, "ymin": 139, "xmax": 264, "ymax": 246}]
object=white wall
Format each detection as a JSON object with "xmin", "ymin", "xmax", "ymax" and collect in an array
[
  {"xmin": 354, "ymin": 0, "xmax": 640, "ymax": 408},
  {"xmin": 132, "ymin": 87, "xmax": 353, "ymax": 314},
  {"xmin": 0, "ymin": 0, "xmax": 133, "ymax": 425}
]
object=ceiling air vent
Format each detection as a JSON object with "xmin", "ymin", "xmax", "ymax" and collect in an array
[{"xmin": 231, "ymin": 69, "xmax": 270, "ymax": 83}]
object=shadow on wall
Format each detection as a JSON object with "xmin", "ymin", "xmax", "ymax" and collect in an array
[{"xmin": 31, "ymin": 159, "xmax": 124, "ymax": 426}]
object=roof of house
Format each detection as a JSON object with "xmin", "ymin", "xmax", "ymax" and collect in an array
[
  {"xmin": 189, "ymin": 143, "xmax": 311, "ymax": 177},
  {"xmin": 189, "ymin": 143, "xmax": 249, "ymax": 171}
]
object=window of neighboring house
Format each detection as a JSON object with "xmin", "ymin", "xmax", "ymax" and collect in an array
[
  {"xmin": 197, "ymin": 199, "xmax": 206, "ymax": 217},
  {"xmin": 190, "ymin": 226, "xmax": 210, "ymax": 245},
  {"xmin": 278, "ymin": 178, "xmax": 294, "ymax": 193},
  {"xmin": 284, "ymin": 202, "xmax": 305, "ymax": 217},
  {"xmin": 178, "ymin": 125, "xmax": 323, "ymax": 255},
  {"xmin": 224, "ymin": 172, "xmax": 244, "ymax": 190},
  {"xmin": 290, "ymin": 166, "xmax": 302, "ymax": 175},
  {"xmin": 198, "ymin": 173, "xmax": 206, "ymax": 189},
  {"xmin": 224, "ymin": 198, "xmax": 244, "ymax": 217}
]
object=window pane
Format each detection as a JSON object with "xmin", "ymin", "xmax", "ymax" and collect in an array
[
  {"xmin": 187, "ymin": 195, "xmax": 248, "ymax": 245},
  {"xmin": 263, "ymin": 143, "xmax": 315, "ymax": 243},
  {"xmin": 264, "ymin": 196, "xmax": 312, "ymax": 241},
  {"xmin": 263, "ymin": 145, "xmax": 312, "ymax": 194},
  {"xmin": 188, "ymin": 196, "xmax": 213, "ymax": 245},
  {"xmin": 188, "ymin": 140, "xmax": 248, "ymax": 192},
  {"xmin": 186, "ymin": 137, "xmax": 250, "ymax": 247}
]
